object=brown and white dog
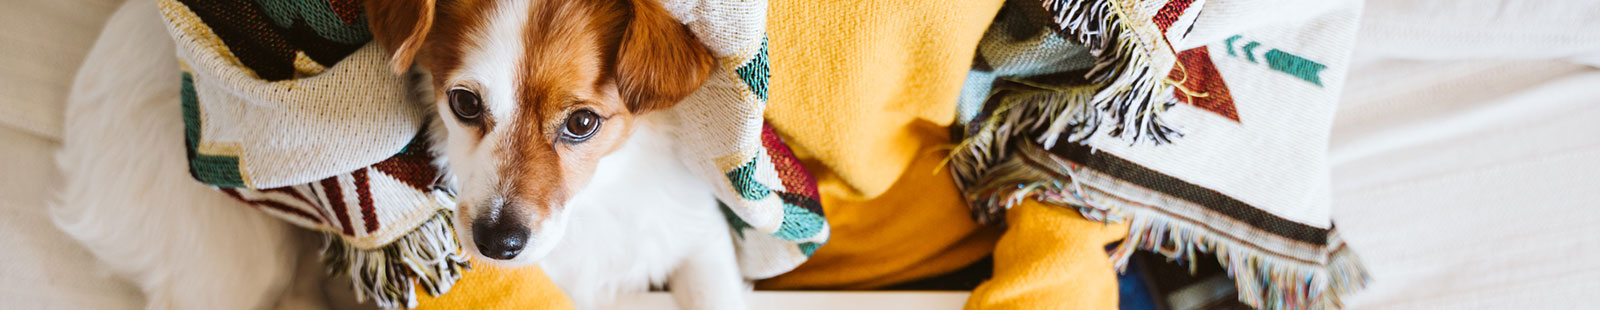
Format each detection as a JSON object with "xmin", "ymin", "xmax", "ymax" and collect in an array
[
  {"xmin": 366, "ymin": 0, "xmax": 746, "ymax": 308},
  {"xmin": 54, "ymin": 0, "xmax": 740, "ymax": 308}
]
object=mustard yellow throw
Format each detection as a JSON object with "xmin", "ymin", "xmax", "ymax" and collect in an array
[
  {"xmin": 762, "ymin": 1, "xmax": 1125, "ymax": 309},
  {"xmin": 416, "ymin": 259, "xmax": 574, "ymax": 310}
]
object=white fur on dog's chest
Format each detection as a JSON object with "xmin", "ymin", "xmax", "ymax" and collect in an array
[{"xmin": 534, "ymin": 121, "xmax": 730, "ymax": 307}]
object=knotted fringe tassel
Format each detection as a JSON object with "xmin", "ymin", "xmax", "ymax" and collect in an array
[
  {"xmin": 952, "ymin": 0, "xmax": 1184, "ymax": 223},
  {"xmin": 1324, "ymin": 242, "xmax": 1369, "ymax": 309},
  {"xmin": 969, "ymin": 142, "xmax": 1369, "ymax": 310},
  {"xmin": 949, "ymin": 84, "xmax": 1099, "ymax": 224},
  {"xmin": 1108, "ymin": 212, "xmax": 1370, "ymax": 310},
  {"xmin": 323, "ymin": 210, "xmax": 471, "ymax": 309},
  {"xmin": 1040, "ymin": 0, "xmax": 1181, "ymax": 146},
  {"xmin": 957, "ymin": 136, "xmax": 1119, "ymax": 225}
]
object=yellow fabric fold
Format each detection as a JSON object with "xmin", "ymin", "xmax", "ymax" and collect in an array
[
  {"xmin": 759, "ymin": 0, "xmax": 1007, "ymax": 290},
  {"xmin": 765, "ymin": 0, "xmax": 1006, "ymax": 199},
  {"xmin": 765, "ymin": 0, "xmax": 1125, "ymax": 308},
  {"xmin": 757, "ymin": 137, "xmax": 1005, "ymax": 289},
  {"xmin": 967, "ymin": 200, "xmax": 1128, "ymax": 309},
  {"xmin": 415, "ymin": 260, "xmax": 574, "ymax": 310}
]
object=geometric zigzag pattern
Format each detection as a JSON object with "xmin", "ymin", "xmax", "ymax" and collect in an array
[
  {"xmin": 218, "ymin": 136, "xmax": 444, "ymax": 243},
  {"xmin": 722, "ymin": 123, "xmax": 827, "ymax": 256}
]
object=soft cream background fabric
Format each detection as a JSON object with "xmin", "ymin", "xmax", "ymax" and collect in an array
[
  {"xmin": 1332, "ymin": 1, "xmax": 1600, "ymax": 305},
  {"xmin": 0, "ymin": 0, "xmax": 144, "ymax": 308},
  {"xmin": 1332, "ymin": 58, "xmax": 1600, "ymax": 308},
  {"xmin": 2, "ymin": 0, "xmax": 1596, "ymax": 308}
]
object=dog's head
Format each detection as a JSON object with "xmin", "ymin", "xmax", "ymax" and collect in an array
[{"xmin": 366, "ymin": 0, "xmax": 713, "ymax": 264}]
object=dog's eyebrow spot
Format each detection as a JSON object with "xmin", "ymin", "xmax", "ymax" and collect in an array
[{"xmin": 559, "ymin": 96, "xmax": 588, "ymax": 109}]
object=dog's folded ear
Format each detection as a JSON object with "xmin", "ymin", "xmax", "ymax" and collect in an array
[
  {"xmin": 366, "ymin": 0, "xmax": 436, "ymax": 74},
  {"xmin": 617, "ymin": 0, "xmax": 715, "ymax": 113}
]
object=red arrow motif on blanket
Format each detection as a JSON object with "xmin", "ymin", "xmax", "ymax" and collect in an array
[{"xmin": 1168, "ymin": 46, "xmax": 1240, "ymax": 122}]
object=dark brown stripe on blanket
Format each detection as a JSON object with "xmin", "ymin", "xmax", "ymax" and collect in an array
[
  {"xmin": 320, "ymin": 177, "xmax": 356, "ymax": 236},
  {"xmin": 1047, "ymin": 144, "xmax": 1329, "ymax": 244},
  {"xmin": 219, "ymin": 188, "xmax": 323, "ymax": 224},
  {"xmin": 353, "ymin": 168, "xmax": 380, "ymax": 233},
  {"xmin": 262, "ymin": 186, "xmax": 332, "ymax": 224},
  {"xmin": 262, "ymin": 186, "xmax": 312, "ymax": 205},
  {"xmin": 372, "ymin": 135, "xmax": 440, "ymax": 191}
]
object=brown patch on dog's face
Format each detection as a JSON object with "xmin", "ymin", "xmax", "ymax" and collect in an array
[{"xmin": 365, "ymin": 0, "xmax": 713, "ymax": 263}]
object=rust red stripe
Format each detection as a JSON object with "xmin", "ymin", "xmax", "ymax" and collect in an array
[
  {"xmin": 353, "ymin": 168, "xmax": 380, "ymax": 233},
  {"xmin": 1152, "ymin": 0, "xmax": 1197, "ymax": 33},
  {"xmin": 320, "ymin": 177, "xmax": 355, "ymax": 236}
]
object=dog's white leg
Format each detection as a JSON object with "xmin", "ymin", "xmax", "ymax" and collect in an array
[
  {"xmin": 666, "ymin": 229, "xmax": 748, "ymax": 310},
  {"xmin": 52, "ymin": 1, "xmax": 302, "ymax": 309}
]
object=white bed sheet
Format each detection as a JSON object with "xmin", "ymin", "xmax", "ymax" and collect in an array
[{"xmin": 1332, "ymin": 59, "xmax": 1600, "ymax": 309}]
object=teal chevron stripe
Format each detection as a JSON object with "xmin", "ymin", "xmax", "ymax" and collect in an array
[
  {"xmin": 182, "ymin": 73, "xmax": 245, "ymax": 187},
  {"xmin": 1222, "ymin": 34, "xmax": 1328, "ymax": 88},
  {"xmin": 718, "ymin": 202, "xmax": 751, "ymax": 239},
  {"xmin": 725, "ymin": 157, "xmax": 773, "ymax": 201},
  {"xmin": 254, "ymin": 0, "xmax": 371, "ymax": 44},
  {"xmin": 1265, "ymin": 49, "xmax": 1326, "ymax": 86},
  {"xmin": 1242, "ymin": 42, "xmax": 1262, "ymax": 63},
  {"xmin": 734, "ymin": 36, "xmax": 769, "ymax": 101},
  {"xmin": 773, "ymin": 202, "xmax": 826, "ymax": 241},
  {"xmin": 1225, "ymin": 35, "xmax": 1243, "ymax": 56},
  {"xmin": 797, "ymin": 242, "xmax": 821, "ymax": 256},
  {"xmin": 182, "ymin": 73, "xmax": 199, "ymax": 151}
]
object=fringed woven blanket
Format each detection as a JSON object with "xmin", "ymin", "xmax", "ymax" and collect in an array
[
  {"xmin": 159, "ymin": 0, "xmax": 824, "ymax": 307},
  {"xmin": 952, "ymin": 0, "xmax": 1368, "ymax": 308}
]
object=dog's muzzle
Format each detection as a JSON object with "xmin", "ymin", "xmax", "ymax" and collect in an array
[{"xmin": 472, "ymin": 216, "xmax": 529, "ymax": 260}]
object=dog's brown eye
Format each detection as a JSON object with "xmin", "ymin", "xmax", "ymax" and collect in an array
[
  {"xmin": 562, "ymin": 110, "xmax": 602, "ymax": 141},
  {"xmin": 448, "ymin": 88, "xmax": 483, "ymax": 121}
]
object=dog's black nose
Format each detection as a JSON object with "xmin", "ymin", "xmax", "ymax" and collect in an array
[{"xmin": 472, "ymin": 219, "xmax": 529, "ymax": 260}]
